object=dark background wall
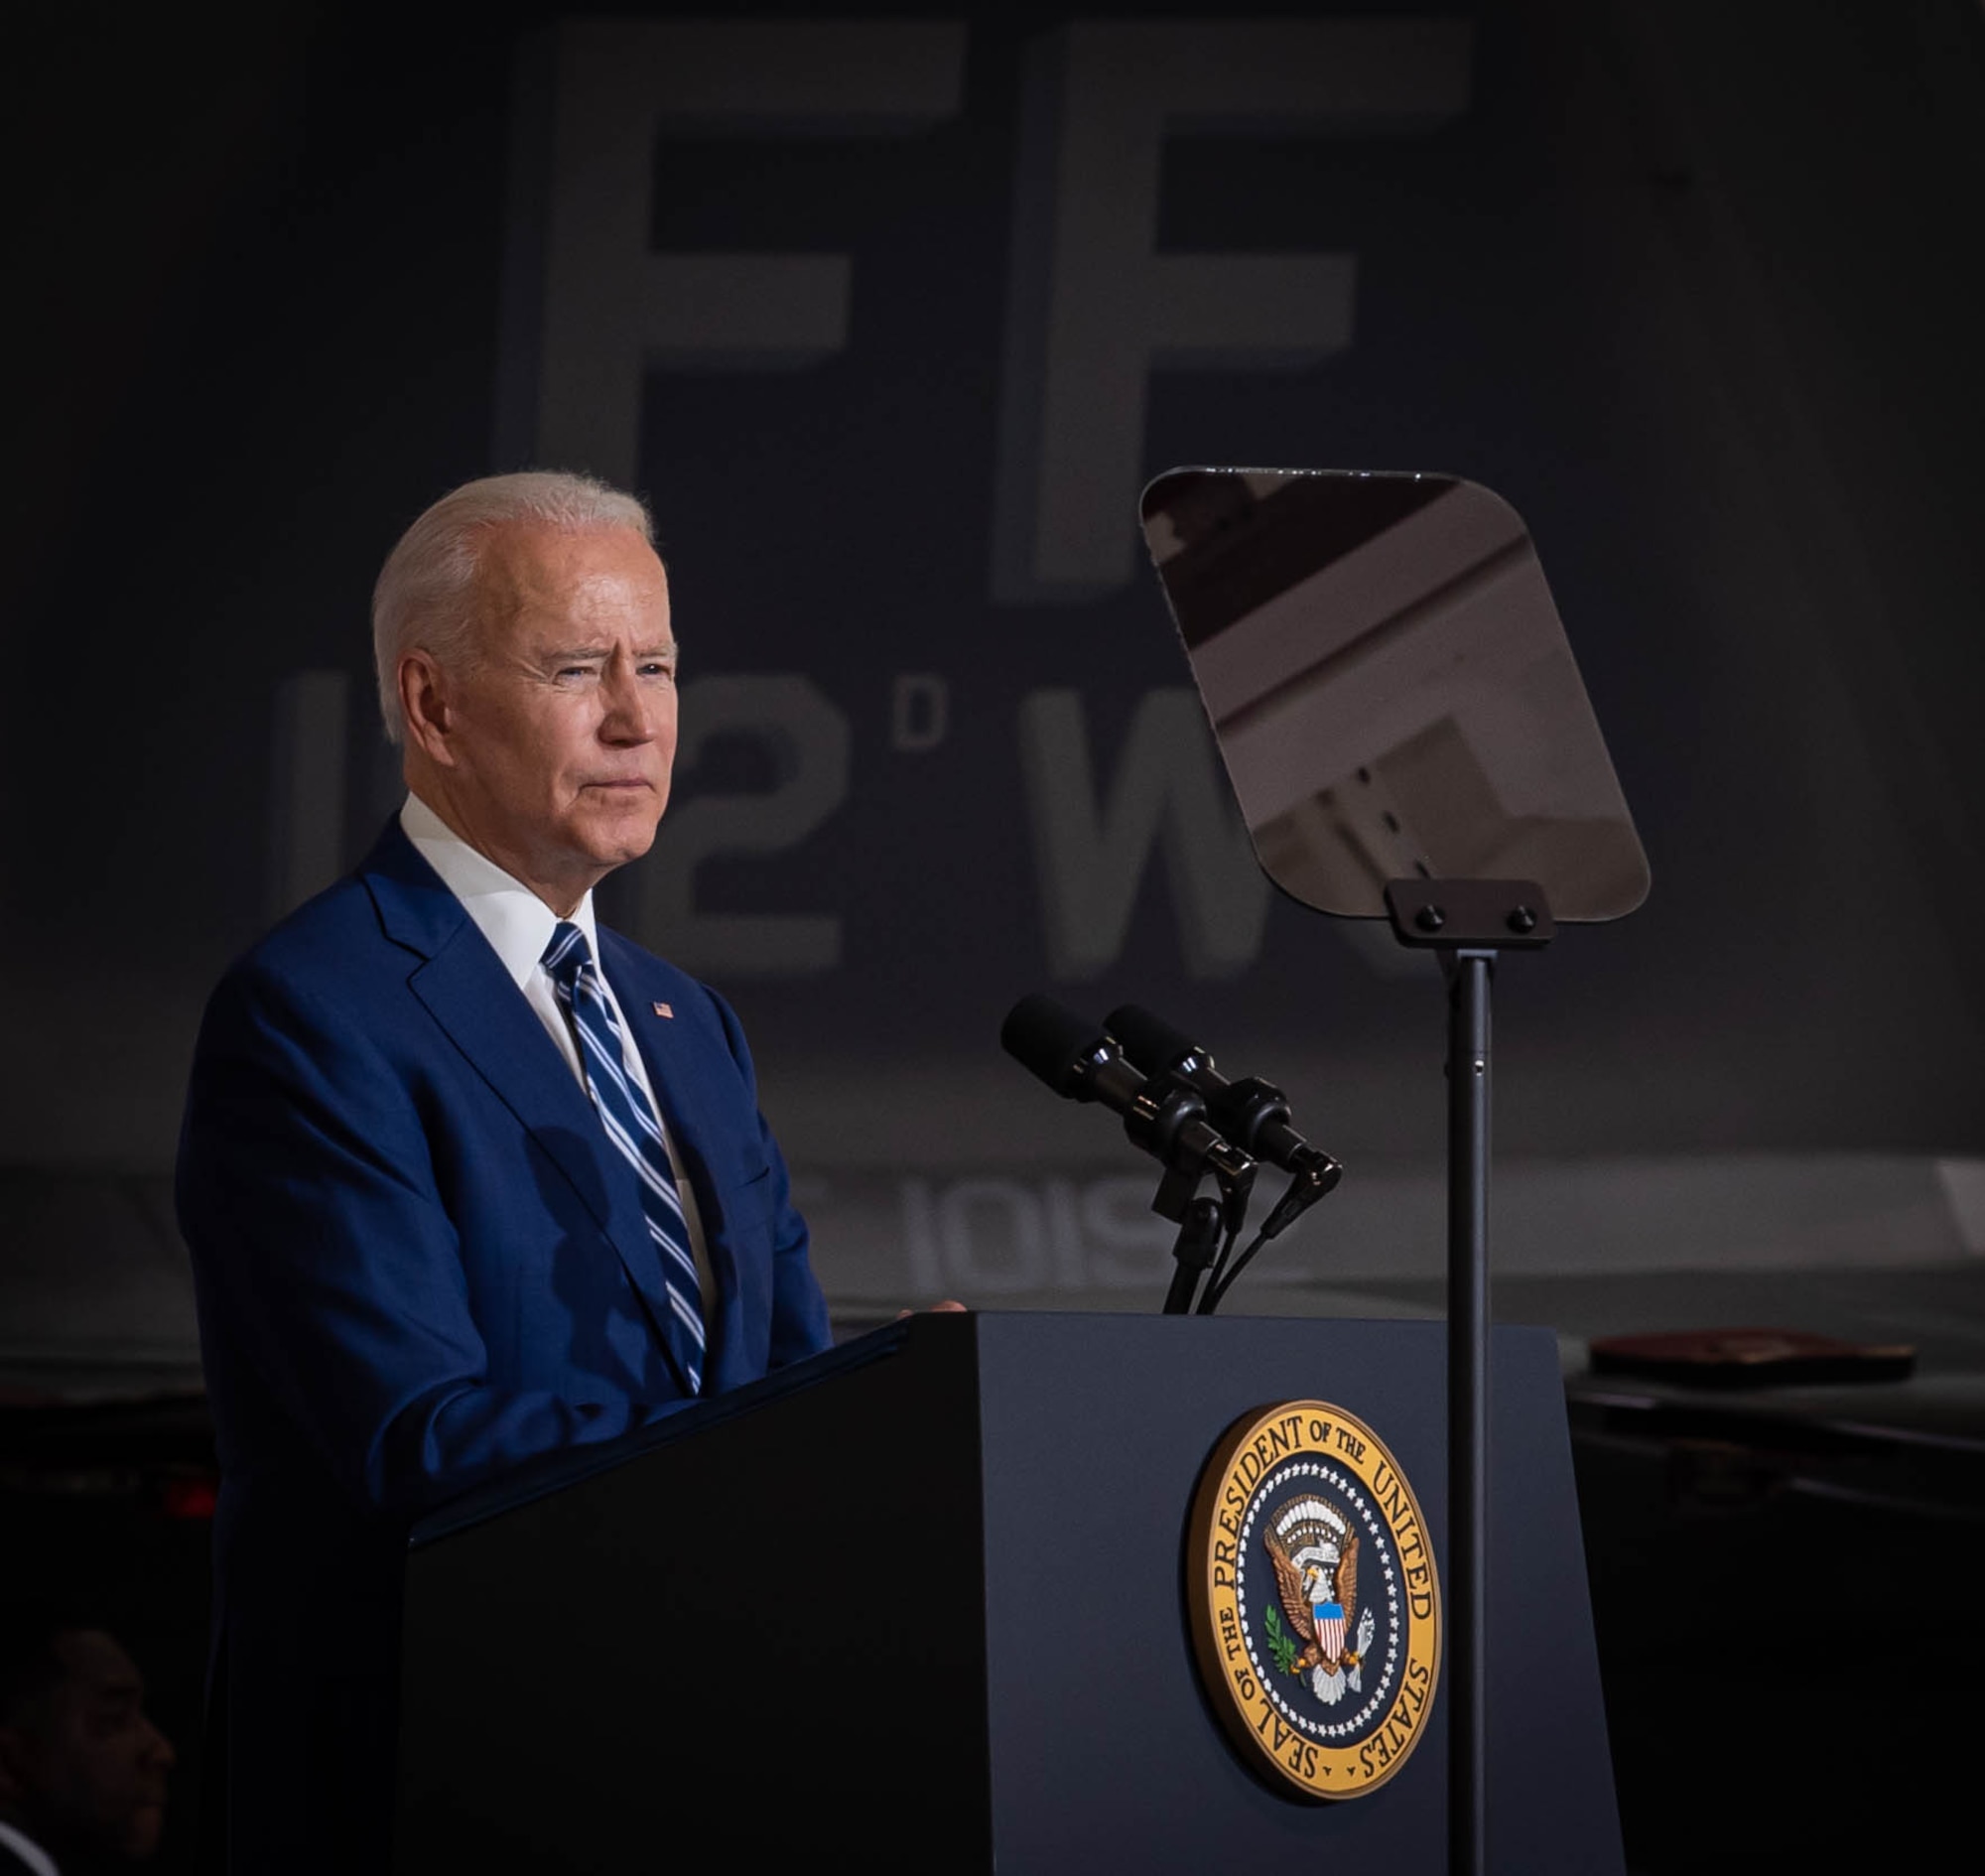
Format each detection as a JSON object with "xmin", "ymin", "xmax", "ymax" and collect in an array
[{"xmin": 5, "ymin": 1, "xmax": 1981, "ymax": 1205}]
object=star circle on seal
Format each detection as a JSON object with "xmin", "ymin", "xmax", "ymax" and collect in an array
[{"xmin": 1186, "ymin": 1401, "xmax": 1441, "ymax": 1800}]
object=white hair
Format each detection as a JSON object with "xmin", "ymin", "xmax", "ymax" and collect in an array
[{"xmin": 371, "ymin": 469, "xmax": 655, "ymax": 744}]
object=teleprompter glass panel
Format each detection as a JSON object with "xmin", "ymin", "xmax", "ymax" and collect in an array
[{"xmin": 1140, "ymin": 468, "xmax": 1650, "ymax": 921}]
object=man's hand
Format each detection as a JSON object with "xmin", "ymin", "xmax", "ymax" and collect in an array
[{"xmin": 896, "ymin": 1300, "xmax": 969, "ymax": 1318}]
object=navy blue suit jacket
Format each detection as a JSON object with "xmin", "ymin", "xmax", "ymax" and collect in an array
[{"xmin": 176, "ymin": 820, "xmax": 831, "ymax": 1869}]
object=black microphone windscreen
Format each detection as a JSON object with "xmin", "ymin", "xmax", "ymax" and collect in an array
[
  {"xmin": 1000, "ymin": 995, "xmax": 1102, "ymax": 1096},
  {"xmin": 1104, "ymin": 1003, "xmax": 1198, "ymax": 1076}
]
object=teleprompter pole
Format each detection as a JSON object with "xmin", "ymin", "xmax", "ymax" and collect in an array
[
  {"xmin": 1383, "ymin": 878, "xmax": 1552, "ymax": 1876},
  {"xmin": 1447, "ymin": 950, "xmax": 1492, "ymax": 1876}
]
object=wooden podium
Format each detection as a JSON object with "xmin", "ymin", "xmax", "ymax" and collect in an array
[{"xmin": 396, "ymin": 1311, "xmax": 1623, "ymax": 1873}]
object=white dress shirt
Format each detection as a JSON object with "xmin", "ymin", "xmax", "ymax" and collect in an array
[
  {"xmin": 0, "ymin": 1820, "xmax": 60, "ymax": 1876},
  {"xmin": 400, "ymin": 793, "xmax": 715, "ymax": 1322}
]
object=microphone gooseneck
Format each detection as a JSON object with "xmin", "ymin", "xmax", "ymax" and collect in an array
[
  {"xmin": 1102, "ymin": 1002, "xmax": 1346, "ymax": 1310},
  {"xmin": 1000, "ymin": 995, "xmax": 1355, "ymax": 1313}
]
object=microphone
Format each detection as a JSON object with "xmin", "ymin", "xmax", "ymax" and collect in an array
[
  {"xmin": 1000, "ymin": 996, "xmax": 1257, "ymax": 1198},
  {"xmin": 1104, "ymin": 1004, "xmax": 1342, "ymax": 1240},
  {"xmin": 1104, "ymin": 1004, "xmax": 1339, "ymax": 1181}
]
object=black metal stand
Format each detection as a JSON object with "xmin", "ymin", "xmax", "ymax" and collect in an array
[
  {"xmin": 1386, "ymin": 878, "xmax": 1554, "ymax": 1876},
  {"xmin": 1447, "ymin": 947, "xmax": 1491, "ymax": 1876},
  {"xmin": 1161, "ymin": 1195, "xmax": 1224, "ymax": 1315}
]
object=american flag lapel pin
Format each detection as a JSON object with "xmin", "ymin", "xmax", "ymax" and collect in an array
[{"xmin": 652, "ymin": 1002, "xmax": 674, "ymax": 1018}]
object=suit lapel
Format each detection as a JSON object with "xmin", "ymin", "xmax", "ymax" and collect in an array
[{"xmin": 361, "ymin": 822, "xmax": 698, "ymax": 1391}]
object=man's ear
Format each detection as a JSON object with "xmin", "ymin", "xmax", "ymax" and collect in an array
[{"xmin": 398, "ymin": 651, "xmax": 458, "ymax": 766}]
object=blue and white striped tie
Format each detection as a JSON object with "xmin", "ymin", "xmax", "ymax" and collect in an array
[{"xmin": 542, "ymin": 921, "xmax": 705, "ymax": 1393}]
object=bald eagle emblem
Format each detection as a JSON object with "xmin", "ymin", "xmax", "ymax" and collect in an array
[{"xmin": 1263, "ymin": 1497, "xmax": 1379, "ymax": 1706}]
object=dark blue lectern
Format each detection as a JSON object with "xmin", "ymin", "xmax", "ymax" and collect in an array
[{"xmin": 395, "ymin": 1311, "xmax": 1622, "ymax": 1873}]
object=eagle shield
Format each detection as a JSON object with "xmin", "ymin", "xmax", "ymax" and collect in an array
[{"xmin": 1264, "ymin": 1495, "xmax": 1362, "ymax": 1698}]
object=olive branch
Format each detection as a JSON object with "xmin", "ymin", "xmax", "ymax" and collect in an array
[{"xmin": 1263, "ymin": 1603, "xmax": 1300, "ymax": 1675}]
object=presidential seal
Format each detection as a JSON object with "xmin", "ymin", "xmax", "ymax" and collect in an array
[{"xmin": 1186, "ymin": 1402, "xmax": 1440, "ymax": 1800}]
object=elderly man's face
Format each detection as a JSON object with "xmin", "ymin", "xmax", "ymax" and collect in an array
[
  {"xmin": 410, "ymin": 523, "xmax": 677, "ymax": 911},
  {"xmin": 0, "ymin": 1630, "xmax": 175, "ymax": 1860}
]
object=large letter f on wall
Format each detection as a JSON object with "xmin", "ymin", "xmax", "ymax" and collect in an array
[
  {"xmin": 991, "ymin": 19, "xmax": 1472, "ymax": 603},
  {"xmin": 513, "ymin": 20, "xmax": 964, "ymax": 484}
]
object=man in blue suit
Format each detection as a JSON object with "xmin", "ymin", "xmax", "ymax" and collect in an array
[{"xmin": 177, "ymin": 471, "xmax": 834, "ymax": 1871}]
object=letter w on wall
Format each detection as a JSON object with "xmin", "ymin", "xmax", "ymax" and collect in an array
[{"xmin": 1020, "ymin": 688, "xmax": 1270, "ymax": 981}]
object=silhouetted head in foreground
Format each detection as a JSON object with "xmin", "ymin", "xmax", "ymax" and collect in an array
[{"xmin": 0, "ymin": 1616, "xmax": 174, "ymax": 1870}]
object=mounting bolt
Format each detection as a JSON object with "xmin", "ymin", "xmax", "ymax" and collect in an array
[
  {"xmin": 1414, "ymin": 904, "xmax": 1445, "ymax": 933},
  {"xmin": 1507, "ymin": 905, "xmax": 1537, "ymax": 934}
]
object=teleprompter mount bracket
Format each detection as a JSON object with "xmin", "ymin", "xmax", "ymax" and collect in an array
[{"xmin": 1384, "ymin": 877, "xmax": 1557, "ymax": 951}]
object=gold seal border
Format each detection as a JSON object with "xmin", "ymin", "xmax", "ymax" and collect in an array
[{"xmin": 1186, "ymin": 1400, "xmax": 1442, "ymax": 1802}]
